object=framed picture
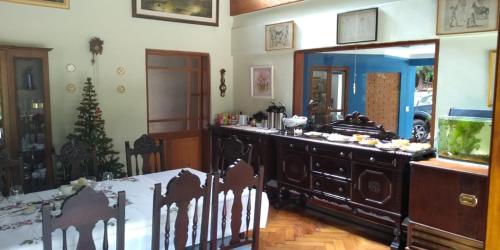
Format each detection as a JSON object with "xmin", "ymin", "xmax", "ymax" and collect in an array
[
  {"xmin": 488, "ymin": 50, "xmax": 497, "ymax": 107},
  {"xmin": 251, "ymin": 66, "xmax": 274, "ymax": 99},
  {"xmin": 132, "ymin": 0, "xmax": 219, "ymax": 26},
  {"xmin": 0, "ymin": 0, "xmax": 69, "ymax": 9},
  {"xmin": 265, "ymin": 21, "xmax": 295, "ymax": 51},
  {"xmin": 337, "ymin": 8, "xmax": 378, "ymax": 44},
  {"xmin": 437, "ymin": 0, "xmax": 499, "ymax": 35}
]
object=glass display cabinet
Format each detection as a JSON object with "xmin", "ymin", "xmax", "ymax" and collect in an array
[{"xmin": 0, "ymin": 46, "xmax": 53, "ymax": 192}]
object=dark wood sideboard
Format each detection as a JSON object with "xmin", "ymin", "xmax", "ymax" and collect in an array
[
  {"xmin": 407, "ymin": 159, "xmax": 488, "ymax": 250},
  {"xmin": 211, "ymin": 125, "xmax": 434, "ymax": 250}
]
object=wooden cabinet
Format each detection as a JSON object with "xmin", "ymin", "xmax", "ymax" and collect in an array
[
  {"xmin": 407, "ymin": 159, "xmax": 488, "ymax": 250},
  {"xmin": 274, "ymin": 135, "xmax": 432, "ymax": 250},
  {"xmin": 277, "ymin": 140, "xmax": 310, "ymax": 189},
  {"xmin": 0, "ymin": 46, "xmax": 53, "ymax": 192}
]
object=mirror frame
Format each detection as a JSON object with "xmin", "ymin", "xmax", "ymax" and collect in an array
[{"xmin": 293, "ymin": 39, "xmax": 440, "ymax": 141}]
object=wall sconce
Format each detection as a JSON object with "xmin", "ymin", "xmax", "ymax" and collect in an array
[{"xmin": 219, "ymin": 68, "xmax": 227, "ymax": 97}]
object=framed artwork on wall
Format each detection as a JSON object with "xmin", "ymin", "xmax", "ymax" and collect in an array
[
  {"xmin": 337, "ymin": 8, "xmax": 378, "ymax": 44},
  {"xmin": 0, "ymin": 0, "xmax": 69, "ymax": 9},
  {"xmin": 437, "ymin": 0, "xmax": 498, "ymax": 35},
  {"xmin": 265, "ymin": 21, "xmax": 295, "ymax": 51},
  {"xmin": 132, "ymin": 0, "xmax": 219, "ymax": 26},
  {"xmin": 488, "ymin": 50, "xmax": 497, "ymax": 107},
  {"xmin": 251, "ymin": 65, "xmax": 274, "ymax": 99}
]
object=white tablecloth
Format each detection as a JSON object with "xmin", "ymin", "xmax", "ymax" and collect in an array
[{"xmin": 0, "ymin": 168, "xmax": 269, "ymax": 250}]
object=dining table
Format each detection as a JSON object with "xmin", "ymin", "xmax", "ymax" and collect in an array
[{"xmin": 0, "ymin": 168, "xmax": 269, "ymax": 250}]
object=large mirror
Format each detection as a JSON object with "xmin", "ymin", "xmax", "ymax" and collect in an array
[{"xmin": 302, "ymin": 41, "xmax": 437, "ymax": 141}]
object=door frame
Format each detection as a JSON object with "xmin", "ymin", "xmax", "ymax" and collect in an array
[
  {"xmin": 486, "ymin": 33, "xmax": 500, "ymax": 249},
  {"xmin": 144, "ymin": 49, "xmax": 211, "ymax": 172}
]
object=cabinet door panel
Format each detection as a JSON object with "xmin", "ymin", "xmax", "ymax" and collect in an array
[
  {"xmin": 279, "ymin": 151, "xmax": 310, "ymax": 188},
  {"xmin": 352, "ymin": 163, "xmax": 400, "ymax": 212}
]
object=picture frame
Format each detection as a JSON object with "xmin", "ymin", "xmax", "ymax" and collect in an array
[
  {"xmin": 488, "ymin": 50, "xmax": 497, "ymax": 107},
  {"xmin": 251, "ymin": 65, "xmax": 274, "ymax": 99},
  {"xmin": 436, "ymin": 0, "xmax": 499, "ymax": 35},
  {"xmin": 132, "ymin": 0, "xmax": 219, "ymax": 26},
  {"xmin": 337, "ymin": 8, "xmax": 378, "ymax": 44},
  {"xmin": 265, "ymin": 21, "xmax": 295, "ymax": 51},
  {"xmin": 0, "ymin": 0, "xmax": 69, "ymax": 9}
]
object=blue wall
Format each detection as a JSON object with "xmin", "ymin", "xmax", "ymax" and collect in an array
[{"xmin": 304, "ymin": 53, "xmax": 434, "ymax": 138}]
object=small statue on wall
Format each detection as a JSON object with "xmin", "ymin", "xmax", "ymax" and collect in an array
[
  {"xmin": 219, "ymin": 68, "xmax": 227, "ymax": 97},
  {"xmin": 89, "ymin": 37, "xmax": 104, "ymax": 65}
]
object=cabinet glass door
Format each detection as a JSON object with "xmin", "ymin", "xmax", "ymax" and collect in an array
[{"xmin": 14, "ymin": 57, "xmax": 47, "ymax": 191}]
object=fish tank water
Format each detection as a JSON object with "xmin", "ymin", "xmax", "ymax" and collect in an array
[{"xmin": 438, "ymin": 116, "xmax": 492, "ymax": 165}]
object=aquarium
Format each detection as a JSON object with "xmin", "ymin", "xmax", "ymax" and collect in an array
[{"xmin": 438, "ymin": 116, "xmax": 492, "ymax": 164}]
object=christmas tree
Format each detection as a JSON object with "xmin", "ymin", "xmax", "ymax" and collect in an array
[{"xmin": 67, "ymin": 77, "xmax": 125, "ymax": 178}]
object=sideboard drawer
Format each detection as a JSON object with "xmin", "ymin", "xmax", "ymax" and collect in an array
[
  {"xmin": 312, "ymin": 174, "xmax": 349, "ymax": 199},
  {"xmin": 354, "ymin": 150, "xmax": 398, "ymax": 167},
  {"xmin": 309, "ymin": 144, "xmax": 352, "ymax": 160},
  {"xmin": 311, "ymin": 156, "xmax": 351, "ymax": 179},
  {"xmin": 280, "ymin": 140, "xmax": 309, "ymax": 153}
]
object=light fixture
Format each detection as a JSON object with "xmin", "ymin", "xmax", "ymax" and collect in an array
[{"xmin": 353, "ymin": 48, "xmax": 357, "ymax": 95}]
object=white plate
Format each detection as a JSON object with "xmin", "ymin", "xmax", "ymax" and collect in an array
[
  {"xmin": 327, "ymin": 134, "xmax": 350, "ymax": 142},
  {"xmin": 375, "ymin": 143, "xmax": 399, "ymax": 151},
  {"xmin": 304, "ymin": 132, "xmax": 322, "ymax": 138}
]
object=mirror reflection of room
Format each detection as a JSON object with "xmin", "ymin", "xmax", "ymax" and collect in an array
[{"xmin": 305, "ymin": 43, "xmax": 437, "ymax": 141}]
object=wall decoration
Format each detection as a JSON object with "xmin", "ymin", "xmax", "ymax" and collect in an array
[
  {"xmin": 265, "ymin": 21, "xmax": 295, "ymax": 51},
  {"xmin": 89, "ymin": 37, "xmax": 104, "ymax": 65},
  {"xmin": 219, "ymin": 68, "xmax": 227, "ymax": 97},
  {"xmin": 116, "ymin": 66, "xmax": 126, "ymax": 76},
  {"xmin": 0, "ymin": 0, "xmax": 69, "ymax": 9},
  {"xmin": 65, "ymin": 83, "xmax": 76, "ymax": 93},
  {"xmin": 66, "ymin": 63, "xmax": 76, "ymax": 72},
  {"xmin": 132, "ymin": 0, "xmax": 219, "ymax": 26},
  {"xmin": 116, "ymin": 85, "xmax": 126, "ymax": 94},
  {"xmin": 251, "ymin": 65, "xmax": 273, "ymax": 99},
  {"xmin": 437, "ymin": 0, "xmax": 498, "ymax": 35},
  {"xmin": 488, "ymin": 50, "xmax": 497, "ymax": 107},
  {"xmin": 337, "ymin": 8, "xmax": 378, "ymax": 44}
]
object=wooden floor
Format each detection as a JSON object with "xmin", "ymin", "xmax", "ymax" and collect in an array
[{"xmin": 259, "ymin": 206, "xmax": 390, "ymax": 250}]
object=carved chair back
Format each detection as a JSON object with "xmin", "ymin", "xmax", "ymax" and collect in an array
[
  {"xmin": 125, "ymin": 134, "xmax": 165, "ymax": 176},
  {"xmin": 0, "ymin": 159, "xmax": 23, "ymax": 196},
  {"xmin": 42, "ymin": 187, "xmax": 125, "ymax": 250},
  {"xmin": 55, "ymin": 139, "xmax": 97, "ymax": 182},
  {"xmin": 211, "ymin": 160, "xmax": 264, "ymax": 250},
  {"xmin": 215, "ymin": 135, "xmax": 253, "ymax": 174},
  {"xmin": 151, "ymin": 170, "xmax": 212, "ymax": 250}
]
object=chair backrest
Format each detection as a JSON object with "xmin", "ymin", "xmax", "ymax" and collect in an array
[
  {"xmin": 42, "ymin": 187, "xmax": 125, "ymax": 250},
  {"xmin": 56, "ymin": 139, "xmax": 97, "ymax": 182},
  {"xmin": 125, "ymin": 134, "xmax": 165, "ymax": 176},
  {"xmin": 211, "ymin": 160, "xmax": 264, "ymax": 250},
  {"xmin": 0, "ymin": 159, "xmax": 23, "ymax": 196},
  {"xmin": 215, "ymin": 135, "xmax": 253, "ymax": 174},
  {"xmin": 151, "ymin": 170, "xmax": 212, "ymax": 250},
  {"xmin": 448, "ymin": 108, "xmax": 493, "ymax": 118}
]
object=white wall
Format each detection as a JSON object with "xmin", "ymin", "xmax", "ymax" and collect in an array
[
  {"xmin": 231, "ymin": 0, "xmax": 497, "ymax": 121},
  {"xmin": 0, "ymin": 0, "xmax": 234, "ymax": 163}
]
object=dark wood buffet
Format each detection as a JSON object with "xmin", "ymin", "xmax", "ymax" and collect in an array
[{"xmin": 211, "ymin": 125, "xmax": 435, "ymax": 250}]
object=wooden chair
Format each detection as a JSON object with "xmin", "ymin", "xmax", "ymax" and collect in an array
[
  {"xmin": 214, "ymin": 135, "xmax": 253, "ymax": 174},
  {"xmin": 125, "ymin": 134, "xmax": 165, "ymax": 176},
  {"xmin": 42, "ymin": 186, "xmax": 125, "ymax": 250},
  {"xmin": 211, "ymin": 160, "xmax": 264, "ymax": 250},
  {"xmin": 0, "ymin": 159, "xmax": 23, "ymax": 196},
  {"xmin": 55, "ymin": 139, "xmax": 97, "ymax": 182},
  {"xmin": 151, "ymin": 170, "xmax": 212, "ymax": 250}
]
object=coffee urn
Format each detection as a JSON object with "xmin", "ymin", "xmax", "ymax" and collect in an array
[
  {"xmin": 266, "ymin": 103, "xmax": 277, "ymax": 129},
  {"xmin": 274, "ymin": 103, "xmax": 286, "ymax": 131}
]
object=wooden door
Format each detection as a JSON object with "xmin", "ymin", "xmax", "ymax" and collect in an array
[
  {"xmin": 277, "ymin": 141, "xmax": 310, "ymax": 188},
  {"xmin": 365, "ymin": 73, "xmax": 400, "ymax": 134},
  {"xmin": 146, "ymin": 50, "xmax": 210, "ymax": 171}
]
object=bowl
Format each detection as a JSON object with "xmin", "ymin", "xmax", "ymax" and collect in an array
[{"xmin": 282, "ymin": 116, "xmax": 308, "ymax": 128}]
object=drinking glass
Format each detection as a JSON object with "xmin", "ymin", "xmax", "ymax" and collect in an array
[
  {"xmin": 86, "ymin": 176, "xmax": 97, "ymax": 190},
  {"xmin": 9, "ymin": 185, "xmax": 24, "ymax": 205},
  {"xmin": 102, "ymin": 172, "xmax": 114, "ymax": 190}
]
